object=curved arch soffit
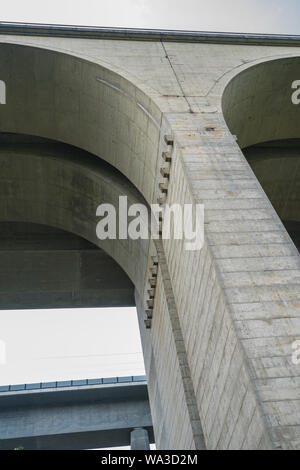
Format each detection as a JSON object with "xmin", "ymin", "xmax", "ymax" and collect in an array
[
  {"xmin": 221, "ymin": 55, "xmax": 300, "ymax": 148},
  {"xmin": 221, "ymin": 56, "xmax": 300, "ymax": 252},
  {"xmin": 0, "ymin": 36, "xmax": 160, "ymax": 104},
  {"xmin": 0, "ymin": 135, "xmax": 151, "ymax": 297},
  {"xmin": 0, "ymin": 41, "xmax": 162, "ymax": 205}
]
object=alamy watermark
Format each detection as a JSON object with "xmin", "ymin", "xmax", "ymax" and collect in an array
[
  {"xmin": 96, "ymin": 196, "xmax": 204, "ymax": 251},
  {"xmin": 291, "ymin": 80, "xmax": 300, "ymax": 105},
  {"xmin": 0, "ymin": 80, "xmax": 6, "ymax": 104},
  {"xmin": 0, "ymin": 340, "xmax": 6, "ymax": 365},
  {"xmin": 290, "ymin": 81, "xmax": 300, "ymax": 363}
]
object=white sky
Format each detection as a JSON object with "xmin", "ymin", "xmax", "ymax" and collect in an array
[
  {"xmin": 0, "ymin": 307, "xmax": 144, "ymax": 385},
  {"xmin": 0, "ymin": 0, "xmax": 300, "ymax": 34},
  {"xmin": 0, "ymin": 0, "xmax": 299, "ymax": 386}
]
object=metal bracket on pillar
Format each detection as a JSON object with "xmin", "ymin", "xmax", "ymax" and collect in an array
[
  {"xmin": 162, "ymin": 151, "xmax": 172, "ymax": 163},
  {"xmin": 151, "ymin": 256, "xmax": 158, "ymax": 266},
  {"xmin": 150, "ymin": 265, "xmax": 158, "ymax": 277},
  {"xmin": 146, "ymin": 310, "xmax": 153, "ymax": 320},
  {"xmin": 164, "ymin": 135, "xmax": 174, "ymax": 146},
  {"xmin": 148, "ymin": 288, "xmax": 156, "ymax": 298}
]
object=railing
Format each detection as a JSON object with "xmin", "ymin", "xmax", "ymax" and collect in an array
[{"xmin": 0, "ymin": 375, "xmax": 147, "ymax": 393}]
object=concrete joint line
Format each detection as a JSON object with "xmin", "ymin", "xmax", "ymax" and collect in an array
[
  {"xmin": 154, "ymin": 239, "xmax": 206, "ymax": 450},
  {"xmin": 96, "ymin": 77, "xmax": 160, "ymax": 129}
]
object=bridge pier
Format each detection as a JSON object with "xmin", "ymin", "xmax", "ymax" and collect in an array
[
  {"xmin": 1, "ymin": 26, "xmax": 300, "ymax": 450},
  {"xmin": 0, "ymin": 378, "xmax": 154, "ymax": 450},
  {"xmin": 130, "ymin": 428, "xmax": 150, "ymax": 450}
]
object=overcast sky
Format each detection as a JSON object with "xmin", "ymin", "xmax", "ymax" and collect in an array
[
  {"xmin": 0, "ymin": 307, "xmax": 144, "ymax": 385},
  {"xmin": 0, "ymin": 1, "xmax": 299, "ymax": 386},
  {"xmin": 1, "ymin": 0, "xmax": 300, "ymax": 35}
]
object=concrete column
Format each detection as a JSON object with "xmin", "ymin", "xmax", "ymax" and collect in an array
[{"xmin": 130, "ymin": 428, "xmax": 150, "ymax": 450}]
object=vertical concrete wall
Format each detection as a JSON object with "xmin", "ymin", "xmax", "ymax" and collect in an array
[
  {"xmin": 160, "ymin": 115, "xmax": 273, "ymax": 449},
  {"xmin": 137, "ymin": 236, "xmax": 205, "ymax": 450}
]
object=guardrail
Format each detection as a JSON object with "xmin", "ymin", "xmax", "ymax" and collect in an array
[
  {"xmin": 1, "ymin": 23, "xmax": 300, "ymax": 46},
  {"xmin": 0, "ymin": 375, "xmax": 147, "ymax": 393}
]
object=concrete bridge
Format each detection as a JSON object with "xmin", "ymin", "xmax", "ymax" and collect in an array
[
  {"xmin": 0, "ymin": 23, "xmax": 300, "ymax": 450},
  {"xmin": 0, "ymin": 376, "xmax": 153, "ymax": 450}
]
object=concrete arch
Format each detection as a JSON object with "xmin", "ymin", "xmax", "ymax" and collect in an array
[
  {"xmin": 0, "ymin": 39, "xmax": 163, "ymax": 308},
  {"xmin": 222, "ymin": 56, "xmax": 300, "ymax": 148},
  {"xmin": 0, "ymin": 134, "xmax": 150, "ymax": 298},
  {"xmin": 0, "ymin": 42, "xmax": 162, "ymax": 205},
  {"xmin": 208, "ymin": 52, "xmax": 300, "ymax": 107},
  {"xmin": 221, "ymin": 57, "xmax": 300, "ymax": 253},
  {"xmin": 0, "ymin": 131, "xmax": 205, "ymax": 450},
  {"xmin": 0, "ymin": 220, "xmax": 135, "ymax": 309},
  {"xmin": 4, "ymin": 28, "xmax": 300, "ymax": 449},
  {"xmin": 0, "ymin": 42, "xmax": 205, "ymax": 451}
]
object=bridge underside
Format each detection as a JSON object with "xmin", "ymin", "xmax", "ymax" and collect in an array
[
  {"xmin": 0, "ymin": 132, "xmax": 136, "ymax": 309},
  {"xmin": 0, "ymin": 381, "xmax": 153, "ymax": 450},
  {"xmin": 0, "ymin": 221, "xmax": 134, "ymax": 309},
  {"xmin": 244, "ymin": 139, "xmax": 300, "ymax": 253},
  {"xmin": 1, "ymin": 429, "xmax": 148, "ymax": 450}
]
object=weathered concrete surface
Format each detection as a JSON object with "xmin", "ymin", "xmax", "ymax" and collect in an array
[
  {"xmin": 0, "ymin": 379, "xmax": 153, "ymax": 450},
  {"xmin": 0, "ymin": 221, "xmax": 134, "ymax": 309},
  {"xmin": 0, "ymin": 135, "xmax": 150, "ymax": 299},
  {"xmin": 130, "ymin": 428, "xmax": 150, "ymax": 450},
  {"xmin": 243, "ymin": 141, "xmax": 300, "ymax": 252},
  {"xmin": 0, "ymin": 27, "xmax": 300, "ymax": 449}
]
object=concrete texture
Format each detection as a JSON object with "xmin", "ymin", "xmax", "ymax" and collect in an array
[
  {"xmin": 0, "ymin": 221, "xmax": 134, "ymax": 309},
  {"xmin": 243, "ymin": 141, "xmax": 300, "ymax": 252},
  {"xmin": 130, "ymin": 428, "xmax": 150, "ymax": 450},
  {"xmin": 0, "ymin": 26, "xmax": 300, "ymax": 449},
  {"xmin": 0, "ymin": 378, "xmax": 153, "ymax": 450}
]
